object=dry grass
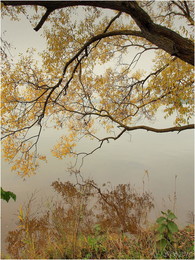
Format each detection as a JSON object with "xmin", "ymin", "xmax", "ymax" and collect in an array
[{"xmin": 2, "ymin": 180, "xmax": 194, "ymax": 259}]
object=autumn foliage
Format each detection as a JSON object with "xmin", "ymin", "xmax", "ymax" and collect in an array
[{"xmin": 1, "ymin": 1, "xmax": 194, "ymax": 176}]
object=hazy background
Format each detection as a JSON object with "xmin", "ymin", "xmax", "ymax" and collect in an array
[{"xmin": 1, "ymin": 7, "xmax": 194, "ymax": 254}]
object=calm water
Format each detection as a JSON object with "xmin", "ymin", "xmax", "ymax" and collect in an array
[{"xmin": 1, "ymin": 121, "xmax": 194, "ymax": 254}]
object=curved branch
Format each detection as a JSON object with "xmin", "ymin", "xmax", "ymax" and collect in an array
[
  {"xmin": 2, "ymin": 1, "xmax": 194, "ymax": 65},
  {"xmin": 59, "ymin": 29, "xmax": 143, "ymax": 82},
  {"xmin": 124, "ymin": 124, "xmax": 194, "ymax": 133}
]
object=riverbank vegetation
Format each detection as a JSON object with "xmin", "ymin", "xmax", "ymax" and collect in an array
[{"xmin": 1, "ymin": 179, "xmax": 194, "ymax": 259}]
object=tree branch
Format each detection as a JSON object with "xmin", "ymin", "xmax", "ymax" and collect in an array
[
  {"xmin": 124, "ymin": 124, "xmax": 194, "ymax": 133},
  {"xmin": 62, "ymin": 29, "xmax": 144, "ymax": 74},
  {"xmin": 34, "ymin": 8, "xmax": 54, "ymax": 31},
  {"xmin": 2, "ymin": 1, "xmax": 194, "ymax": 65}
]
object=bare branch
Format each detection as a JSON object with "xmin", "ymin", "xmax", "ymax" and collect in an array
[
  {"xmin": 34, "ymin": 8, "xmax": 54, "ymax": 31},
  {"xmin": 124, "ymin": 124, "xmax": 194, "ymax": 133}
]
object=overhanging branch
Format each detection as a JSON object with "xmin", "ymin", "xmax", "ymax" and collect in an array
[
  {"xmin": 34, "ymin": 8, "xmax": 54, "ymax": 31},
  {"xmin": 124, "ymin": 124, "xmax": 194, "ymax": 133},
  {"xmin": 2, "ymin": 1, "xmax": 194, "ymax": 65}
]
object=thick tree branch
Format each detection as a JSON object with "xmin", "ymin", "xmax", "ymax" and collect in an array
[
  {"xmin": 3, "ymin": 1, "xmax": 194, "ymax": 65},
  {"xmin": 34, "ymin": 8, "xmax": 54, "ymax": 31}
]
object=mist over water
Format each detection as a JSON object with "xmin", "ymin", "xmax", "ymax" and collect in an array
[{"xmin": 1, "ymin": 120, "xmax": 194, "ymax": 254}]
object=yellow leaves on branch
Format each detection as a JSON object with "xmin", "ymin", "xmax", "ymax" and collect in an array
[
  {"xmin": 2, "ymin": 136, "xmax": 47, "ymax": 177},
  {"xmin": 2, "ymin": 136, "xmax": 18, "ymax": 161},
  {"xmin": 51, "ymin": 133, "xmax": 77, "ymax": 159},
  {"xmin": 147, "ymin": 51, "xmax": 194, "ymax": 125},
  {"xmin": 1, "ymin": 2, "xmax": 26, "ymax": 21},
  {"xmin": 1, "ymin": 3, "xmax": 194, "ymax": 178},
  {"xmin": 11, "ymin": 156, "xmax": 38, "ymax": 177},
  {"xmin": 132, "ymin": 69, "xmax": 145, "ymax": 81},
  {"xmin": 11, "ymin": 152, "xmax": 47, "ymax": 177}
]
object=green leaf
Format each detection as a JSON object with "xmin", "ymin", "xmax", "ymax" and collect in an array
[
  {"xmin": 156, "ymin": 239, "xmax": 167, "ymax": 251},
  {"xmin": 167, "ymin": 211, "xmax": 177, "ymax": 220},
  {"xmin": 156, "ymin": 216, "xmax": 166, "ymax": 224},
  {"xmin": 167, "ymin": 221, "xmax": 178, "ymax": 233},
  {"xmin": 156, "ymin": 233, "xmax": 164, "ymax": 241},
  {"xmin": 157, "ymin": 224, "xmax": 167, "ymax": 233},
  {"xmin": 1, "ymin": 187, "xmax": 16, "ymax": 202},
  {"xmin": 167, "ymin": 232, "xmax": 174, "ymax": 241}
]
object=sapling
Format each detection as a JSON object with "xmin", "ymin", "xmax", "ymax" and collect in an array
[{"xmin": 155, "ymin": 209, "xmax": 179, "ymax": 251}]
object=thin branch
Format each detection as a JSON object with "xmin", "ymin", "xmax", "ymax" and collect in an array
[
  {"xmin": 171, "ymin": 1, "xmax": 194, "ymax": 25},
  {"xmin": 61, "ymin": 30, "xmax": 143, "ymax": 77}
]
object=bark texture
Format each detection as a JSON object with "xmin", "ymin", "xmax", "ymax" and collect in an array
[{"xmin": 3, "ymin": 1, "xmax": 194, "ymax": 66}]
